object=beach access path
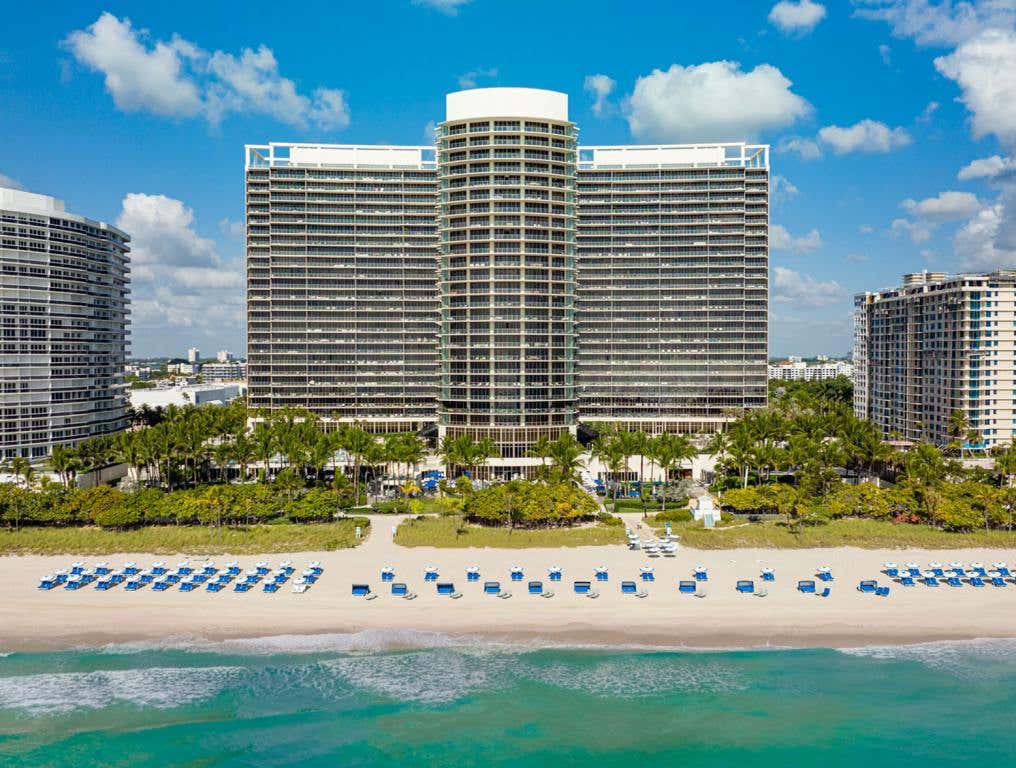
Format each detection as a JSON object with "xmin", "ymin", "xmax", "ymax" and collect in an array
[{"xmin": 3, "ymin": 514, "xmax": 1016, "ymax": 651}]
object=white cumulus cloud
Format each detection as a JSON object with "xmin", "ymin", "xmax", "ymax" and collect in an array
[
  {"xmin": 457, "ymin": 67, "xmax": 497, "ymax": 89},
  {"xmin": 63, "ymin": 12, "xmax": 350, "ymax": 130},
  {"xmin": 773, "ymin": 266, "xmax": 843, "ymax": 307},
  {"xmin": 778, "ymin": 135, "xmax": 823, "ymax": 160},
  {"xmin": 934, "ymin": 28, "xmax": 1016, "ymax": 147},
  {"xmin": 769, "ymin": 1, "xmax": 827, "ymax": 35},
  {"xmin": 818, "ymin": 119, "xmax": 912, "ymax": 154},
  {"xmin": 902, "ymin": 190, "xmax": 982, "ymax": 220},
  {"xmin": 854, "ymin": 0, "xmax": 1015, "ymax": 47},
  {"xmin": 954, "ymin": 203, "xmax": 1016, "ymax": 270},
  {"xmin": 957, "ymin": 155, "xmax": 1010, "ymax": 180},
  {"xmin": 771, "ymin": 224, "xmax": 823, "ymax": 253},
  {"xmin": 626, "ymin": 60, "xmax": 811, "ymax": 142},
  {"xmin": 584, "ymin": 74, "xmax": 616, "ymax": 117},
  {"xmin": 116, "ymin": 193, "xmax": 244, "ymax": 350}
]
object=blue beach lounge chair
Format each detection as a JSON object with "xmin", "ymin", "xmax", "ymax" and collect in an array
[
  {"xmin": 817, "ymin": 568, "xmax": 834, "ymax": 582},
  {"xmin": 391, "ymin": 582, "xmax": 409, "ymax": 596},
  {"xmin": 947, "ymin": 576, "xmax": 963, "ymax": 587},
  {"xmin": 922, "ymin": 575, "xmax": 940, "ymax": 587},
  {"xmin": 436, "ymin": 582, "xmax": 459, "ymax": 596},
  {"xmin": 818, "ymin": 587, "xmax": 831, "ymax": 598},
  {"xmin": 233, "ymin": 582, "xmax": 252, "ymax": 593},
  {"xmin": 693, "ymin": 567, "xmax": 708, "ymax": 581},
  {"xmin": 205, "ymin": 582, "xmax": 224, "ymax": 593},
  {"xmin": 574, "ymin": 580, "xmax": 592, "ymax": 594},
  {"xmin": 37, "ymin": 575, "xmax": 57, "ymax": 590},
  {"xmin": 857, "ymin": 580, "xmax": 878, "ymax": 594},
  {"xmin": 548, "ymin": 567, "xmax": 562, "ymax": 582},
  {"xmin": 466, "ymin": 567, "xmax": 480, "ymax": 582},
  {"xmin": 380, "ymin": 569, "xmax": 395, "ymax": 583},
  {"xmin": 969, "ymin": 576, "xmax": 986, "ymax": 587},
  {"xmin": 990, "ymin": 575, "xmax": 1006, "ymax": 587},
  {"xmin": 620, "ymin": 581, "xmax": 637, "ymax": 594},
  {"xmin": 736, "ymin": 580, "xmax": 755, "ymax": 594},
  {"xmin": 424, "ymin": 568, "xmax": 438, "ymax": 582},
  {"xmin": 678, "ymin": 580, "xmax": 697, "ymax": 595},
  {"xmin": 263, "ymin": 582, "xmax": 280, "ymax": 594},
  {"xmin": 484, "ymin": 581, "xmax": 502, "ymax": 595},
  {"xmin": 179, "ymin": 581, "xmax": 198, "ymax": 593},
  {"xmin": 899, "ymin": 574, "xmax": 916, "ymax": 587},
  {"xmin": 595, "ymin": 568, "xmax": 609, "ymax": 582},
  {"xmin": 797, "ymin": 580, "xmax": 816, "ymax": 594},
  {"xmin": 351, "ymin": 584, "xmax": 371, "ymax": 597},
  {"xmin": 152, "ymin": 580, "xmax": 171, "ymax": 592},
  {"xmin": 528, "ymin": 581, "xmax": 544, "ymax": 595},
  {"xmin": 510, "ymin": 568, "xmax": 524, "ymax": 582},
  {"xmin": 875, "ymin": 586, "xmax": 890, "ymax": 597},
  {"xmin": 640, "ymin": 570, "xmax": 655, "ymax": 582},
  {"xmin": 761, "ymin": 568, "xmax": 775, "ymax": 582}
]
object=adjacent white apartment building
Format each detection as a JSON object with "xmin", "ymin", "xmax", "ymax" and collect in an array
[
  {"xmin": 0, "ymin": 187, "xmax": 130, "ymax": 459},
  {"xmin": 854, "ymin": 270, "xmax": 1016, "ymax": 448}
]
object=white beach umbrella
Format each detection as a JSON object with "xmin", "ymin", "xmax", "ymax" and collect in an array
[
  {"xmin": 928, "ymin": 561, "xmax": 943, "ymax": 569},
  {"xmin": 695, "ymin": 565, "xmax": 707, "ymax": 572},
  {"xmin": 309, "ymin": 560, "xmax": 321, "ymax": 568},
  {"xmin": 279, "ymin": 560, "xmax": 292, "ymax": 568},
  {"xmin": 883, "ymin": 561, "xmax": 898, "ymax": 569},
  {"xmin": 922, "ymin": 570, "xmax": 936, "ymax": 578},
  {"xmin": 124, "ymin": 561, "xmax": 137, "ymax": 568},
  {"xmin": 971, "ymin": 561, "xmax": 985, "ymax": 569},
  {"xmin": 466, "ymin": 565, "xmax": 479, "ymax": 573},
  {"xmin": 949, "ymin": 561, "xmax": 964, "ymax": 569},
  {"xmin": 817, "ymin": 565, "xmax": 831, "ymax": 573},
  {"xmin": 992, "ymin": 561, "xmax": 1008, "ymax": 569},
  {"xmin": 71, "ymin": 561, "xmax": 84, "ymax": 568},
  {"xmin": 595, "ymin": 566, "xmax": 607, "ymax": 573},
  {"xmin": 640, "ymin": 566, "xmax": 654, "ymax": 573}
]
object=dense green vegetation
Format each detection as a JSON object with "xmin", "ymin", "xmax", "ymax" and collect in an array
[
  {"xmin": 394, "ymin": 515, "xmax": 626, "ymax": 548},
  {"xmin": 709, "ymin": 380, "xmax": 1016, "ymax": 535},
  {"xmin": 462, "ymin": 481, "xmax": 600, "ymax": 528},
  {"xmin": 768, "ymin": 374, "xmax": 853, "ymax": 407}
]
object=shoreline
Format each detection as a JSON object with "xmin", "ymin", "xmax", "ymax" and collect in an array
[{"xmin": 4, "ymin": 521, "xmax": 1016, "ymax": 654}]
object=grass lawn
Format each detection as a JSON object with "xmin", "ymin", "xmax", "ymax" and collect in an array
[
  {"xmin": 657, "ymin": 517, "xmax": 1016, "ymax": 549},
  {"xmin": 395, "ymin": 515, "xmax": 627, "ymax": 548},
  {"xmin": 0, "ymin": 518, "xmax": 370, "ymax": 556}
]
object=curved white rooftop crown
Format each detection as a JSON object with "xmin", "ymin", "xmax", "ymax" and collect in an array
[{"xmin": 445, "ymin": 87, "xmax": 568, "ymax": 122}]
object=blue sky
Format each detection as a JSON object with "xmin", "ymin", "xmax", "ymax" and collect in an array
[{"xmin": 1, "ymin": 0, "xmax": 1014, "ymax": 358}]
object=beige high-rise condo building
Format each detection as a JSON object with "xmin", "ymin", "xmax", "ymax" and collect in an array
[
  {"xmin": 854, "ymin": 270, "xmax": 1016, "ymax": 449},
  {"xmin": 0, "ymin": 187, "xmax": 130, "ymax": 460},
  {"xmin": 245, "ymin": 87, "xmax": 770, "ymax": 476}
]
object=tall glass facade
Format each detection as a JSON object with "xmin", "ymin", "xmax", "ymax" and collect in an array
[
  {"xmin": 245, "ymin": 90, "xmax": 770, "ymax": 459},
  {"xmin": 436, "ymin": 89, "xmax": 578, "ymax": 460}
]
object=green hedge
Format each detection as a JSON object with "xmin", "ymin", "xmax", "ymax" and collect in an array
[{"xmin": 463, "ymin": 481, "xmax": 599, "ymax": 528}]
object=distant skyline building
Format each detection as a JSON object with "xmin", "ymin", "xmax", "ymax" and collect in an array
[
  {"xmin": 0, "ymin": 187, "xmax": 130, "ymax": 459},
  {"xmin": 854, "ymin": 270, "xmax": 1016, "ymax": 448},
  {"xmin": 768, "ymin": 359, "xmax": 853, "ymax": 382},
  {"xmin": 187, "ymin": 346, "xmax": 201, "ymax": 364},
  {"xmin": 245, "ymin": 86, "xmax": 769, "ymax": 477},
  {"xmin": 216, "ymin": 350, "xmax": 234, "ymax": 363}
]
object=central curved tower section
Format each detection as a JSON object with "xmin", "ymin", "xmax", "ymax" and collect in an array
[{"xmin": 437, "ymin": 88, "xmax": 578, "ymax": 474}]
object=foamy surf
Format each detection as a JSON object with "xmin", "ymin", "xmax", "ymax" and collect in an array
[{"xmin": 0, "ymin": 665, "xmax": 243, "ymax": 715}]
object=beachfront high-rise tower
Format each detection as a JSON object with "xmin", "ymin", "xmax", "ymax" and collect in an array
[
  {"xmin": 436, "ymin": 88, "xmax": 578, "ymax": 468},
  {"xmin": 245, "ymin": 86, "xmax": 770, "ymax": 476},
  {"xmin": 0, "ymin": 187, "xmax": 130, "ymax": 460}
]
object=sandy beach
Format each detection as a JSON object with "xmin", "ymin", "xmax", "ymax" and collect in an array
[{"xmin": 4, "ymin": 515, "xmax": 1016, "ymax": 652}]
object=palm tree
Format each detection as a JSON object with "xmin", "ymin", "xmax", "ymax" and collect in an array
[
  {"xmin": 615, "ymin": 430, "xmax": 643, "ymax": 495},
  {"xmin": 948, "ymin": 409, "xmax": 970, "ymax": 451},
  {"xmin": 526, "ymin": 434, "xmax": 552, "ymax": 480},
  {"xmin": 7, "ymin": 456, "xmax": 34, "ymax": 490},
  {"xmin": 211, "ymin": 441, "xmax": 233, "ymax": 483},
  {"xmin": 113, "ymin": 432, "xmax": 144, "ymax": 486},
  {"xmin": 649, "ymin": 433, "xmax": 697, "ymax": 511},
  {"xmin": 232, "ymin": 432, "xmax": 256, "ymax": 483},
  {"xmin": 49, "ymin": 444, "xmax": 78, "ymax": 488},
  {"xmin": 251, "ymin": 421, "xmax": 276, "ymax": 483},
  {"xmin": 545, "ymin": 433, "xmax": 585, "ymax": 483},
  {"xmin": 338, "ymin": 425, "xmax": 374, "ymax": 505}
]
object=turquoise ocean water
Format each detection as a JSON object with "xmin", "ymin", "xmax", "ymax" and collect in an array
[{"xmin": 1, "ymin": 633, "xmax": 1014, "ymax": 767}]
